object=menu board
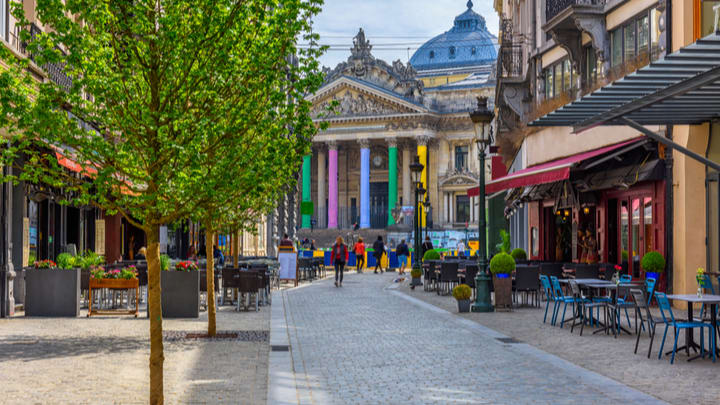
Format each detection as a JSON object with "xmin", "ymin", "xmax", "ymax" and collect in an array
[
  {"xmin": 95, "ymin": 219, "xmax": 106, "ymax": 255},
  {"xmin": 22, "ymin": 217, "xmax": 30, "ymax": 267},
  {"xmin": 278, "ymin": 252, "xmax": 297, "ymax": 284}
]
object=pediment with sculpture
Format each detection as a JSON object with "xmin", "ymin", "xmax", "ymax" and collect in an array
[
  {"xmin": 439, "ymin": 170, "xmax": 479, "ymax": 189},
  {"xmin": 311, "ymin": 88, "xmax": 420, "ymax": 119}
]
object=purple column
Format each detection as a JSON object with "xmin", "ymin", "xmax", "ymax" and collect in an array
[
  {"xmin": 328, "ymin": 142, "xmax": 338, "ymax": 229},
  {"xmin": 360, "ymin": 139, "xmax": 370, "ymax": 229}
]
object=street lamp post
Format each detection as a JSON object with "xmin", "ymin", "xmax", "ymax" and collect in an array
[
  {"xmin": 470, "ymin": 97, "xmax": 495, "ymax": 313},
  {"xmin": 409, "ymin": 156, "xmax": 425, "ymax": 269}
]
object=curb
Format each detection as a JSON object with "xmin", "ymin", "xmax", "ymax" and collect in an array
[{"xmin": 267, "ymin": 291, "xmax": 298, "ymax": 405}]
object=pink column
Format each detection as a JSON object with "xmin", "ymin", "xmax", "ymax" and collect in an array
[{"xmin": 328, "ymin": 141, "xmax": 338, "ymax": 229}]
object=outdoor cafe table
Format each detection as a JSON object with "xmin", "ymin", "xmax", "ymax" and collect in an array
[
  {"xmin": 559, "ymin": 279, "xmax": 642, "ymax": 334},
  {"xmin": 665, "ymin": 294, "xmax": 720, "ymax": 361}
]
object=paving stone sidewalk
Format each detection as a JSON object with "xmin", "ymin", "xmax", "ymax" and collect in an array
[
  {"xmin": 0, "ymin": 306, "xmax": 269, "ymax": 404},
  {"xmin": 281, "ymin": 272, "xmax": 667, "ymax": 405}
]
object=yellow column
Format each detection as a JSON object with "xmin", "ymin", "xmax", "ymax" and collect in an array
[{"xmin": 417, "ymin": 139, "xmax": 428, "ymax": 227}]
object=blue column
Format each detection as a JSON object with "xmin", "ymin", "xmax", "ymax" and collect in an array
[{"xmin": 360, "ymin": 140, "xmax": 370, "ymax": 228}]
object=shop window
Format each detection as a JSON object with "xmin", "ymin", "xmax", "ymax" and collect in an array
[
  {"xmin": 700, "ymin": 0, "xmax": 720, "ymax": 38},
  {"xmin": 455, "ymin": 145, "xmax": 468, "ymax": 171},
  {"xmin": 708, "ymin": 174, "xmax": 720, "ymax": 274},
  {"xmin": 456, "ymin": 195, "xmax": 470, "ymax": 224},
  {"xmin": 644, "ymin": 197, "xmax": 653, "ymax": 256},
  {"xmin": 621, "ymin": 201, "xmax": 629, "ymax": 266},
  {"xmin": 632, "ymin": 198, "xmax": 641, "ymax": 278},
  {"xmin": 531, "ymin": 227, "xmax": 539, "ymax": 257}
]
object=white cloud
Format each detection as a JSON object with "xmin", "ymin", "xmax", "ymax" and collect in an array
[{"xmin": 310, "ymin": 0, "xmax": 499, "ymax": 68}]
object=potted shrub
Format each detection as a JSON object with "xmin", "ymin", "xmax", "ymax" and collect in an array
[
  {"xmin": 88, "ymin": 266, "xmax": 140, "ymax": 317},
  {"xmin": 25, "ymin": 259, "xmax": 80, "ymax": 317},
  {"xmin": 410, "ymin": 266, "xmax": 423, "ymax": 290},
  {"xmin": 490, "ymin": 252, "xmax": 515, "ymax": 310},
  {"xmin": 510, "ymin": 248, "xmax": 527, "ymax": 263},
  {"xmin": 161, "ymin": 260, "xmax": 200, "ymax": 318},
  {"xmin": 452, "ymin": 284, "xmax": 472, "ymax": 313},
  {"xmin": 641, "ymin": 251, "xmax": 666, "ymax": 280},
  {"xmin": 422, "ymin": 249, "xmax": 441, "ymax": 262}
]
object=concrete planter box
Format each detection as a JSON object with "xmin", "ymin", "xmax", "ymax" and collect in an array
[
  {"xmin": 25, "ymin": 268, "xmax": 80, "ymax": 317},
  {"xmin": 492, "ymin": 274, "xmax": 513, "ymax": 311},
  {"xmin": 161, "ymin": 270, "xmax": 199, "ymax": 318}
]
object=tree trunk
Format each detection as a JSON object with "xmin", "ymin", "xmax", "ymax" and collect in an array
[
  {"xmin": 146, "ymin": 224, "xmax": 164, "ymax": 404},
  {"xmin": 205, "ymin": 230, "xmax": 217, "ymax": 336}
]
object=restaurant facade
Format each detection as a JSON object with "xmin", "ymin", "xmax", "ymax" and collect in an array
[{"xmin": 493, "ymin": 0, "xmax": 720, "ymax": 296}]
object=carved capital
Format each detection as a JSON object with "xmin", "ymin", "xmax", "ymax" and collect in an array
[
  {"xmin": 327, "ymin": 140, "xmax": 338, "ymax": 150},
  {"xmin": 358, "ymin": 138, "xmax": 371, "ymax": 149},
  {"xmin": 415, "ymin": 136, "xmax": 431, "ymax": 147},
  {"xmin": 386, "ymin": 138, "xmax": 398, "ymax": 148}
]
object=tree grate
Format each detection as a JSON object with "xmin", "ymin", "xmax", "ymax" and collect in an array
[
  {"xmin": 163, "ymin": 330, "xmax": 269, "ymax": 342},
  {"xmin": 495, "ymin": 337, "xmax": 521, "ymax": 344}
]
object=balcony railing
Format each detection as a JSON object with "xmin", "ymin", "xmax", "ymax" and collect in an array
[
  {"xmin": 546, "ymin": 0, "xmax": 605, "ymax": 22},
  {"xmin": 14, "ymin": 23, "xmax": 73, "ymax": 91},
  {"xmin": 499, "ymin": 44, "xmax": 523, "ymax": 80}
]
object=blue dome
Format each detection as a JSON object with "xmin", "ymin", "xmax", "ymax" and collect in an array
[{"xmin": 410, "ymin": 1, "xmax": 497, "ymax": 71}]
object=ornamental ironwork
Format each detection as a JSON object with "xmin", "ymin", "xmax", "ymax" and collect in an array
[
  {"xmin": 21, "ymin": 23, "xmax": 73, "ymax": 92},
  {"xmin": 546, "ymin": 0, "xmax": 605, "ymax": 22}
]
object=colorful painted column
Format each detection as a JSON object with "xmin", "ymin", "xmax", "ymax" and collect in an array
[
  {"xmin": 301, "ymin": 153, "xmax": 311, "ymax": 229},
  {"xmin": 359, "ymin": 139, "xmax": 371, "ymax": 229},
  {"xmin": 387, "ymin": 139, "xmax": 398, "ymax": 226},
  {"xmin": 416, "ymin": 137, "xmax": 429, "ymax": 227},
  {"xmin": 317, "ymin": 147, "xmax": 326, "ymax": 227},
  {"xmin": 327, "ymin": 141, "xmax": 338, "ymax": 229}
]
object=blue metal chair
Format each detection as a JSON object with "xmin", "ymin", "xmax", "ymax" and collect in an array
[
  {"xmin": 655, "ymin": 292, "xmax": 716, "ymax": 364},
  {"xmin": 540, "ymin": 275, "xmax": 555, "ymax": 324},
  {"xmin": 645, "ymin": 277, "xmax": 657, "ymax": 306},
  {"xmin": 550, "ymin": 276, "xmax": 576, "ymax": 328},
  {"xmin": 698, "ymin": 275, "xmax": 716, "ymax": 320}
]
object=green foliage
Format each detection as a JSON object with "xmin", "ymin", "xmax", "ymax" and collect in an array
[
  {"xmin": 76, "ymin": 251, "xmax": 105, "ymax": 270},
  {"xmin": 56, "ymin": 253, "xmax": 76, "ymax": 270},
  {"xmin": 410, "ymin": 267, "xmax": 422, "ymax": 278},
  {"xmin": 422, "ymin": 249, "xmax": 441, "ymax": 261},
  {"xmin": 641, "ymin": 251, "xmax": 666, "ymax": 273},
  {"xmin": 510, "ymin": 248, "xmax": 527, "ymax": 261},
  {"xmin": 621, "ymin": 250, "xmax": 629, "ymax": 261},
  {"xmin": 28, "ymin": 252, "xmax": 36, "ymax": 267},
  {"xmin": 490, "ymin": 253, "xmax": 516, "ymax": 275},
  {"xmin": 495, "ymin": 230, "xmax": 511, "ymax": 254},
  {"xmin": 452, "ymin": 284, "xmax": 472, "ymax": 301},
  {"xmin": 159, "ymin": 255, "xmax": 170, "ymax": 272}
]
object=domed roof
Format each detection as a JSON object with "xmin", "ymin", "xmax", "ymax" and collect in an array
[{"xmin": 410, "ymin": 1, "xmax": 497, "ymax": 72}]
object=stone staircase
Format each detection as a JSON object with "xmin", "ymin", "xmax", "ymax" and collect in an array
[{"xmin": 297, "ymin": 228, "xmax": 390, "ymax": 250}]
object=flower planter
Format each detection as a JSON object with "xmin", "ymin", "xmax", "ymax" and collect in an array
[
  {"xmin": 645, "ymin": 272, "xmax": 659, "ymax": 280},
  {"xmin": 457, "ymin": 299, "xmax": 470, "ymax": 313},
  {"xmin": 492, "ymin": 274, "xmax": 513, "ymax": 311},
  {"xmin": 411, "ymin": 277, "xmax": 423, "ymax": 287},
  {"xmin": 25, "ymin": 268, "xmax": 80, "ymax": 317},
  {"xmin": 161, "ymin": 270, "xmax": 200, "ymax": 318}
]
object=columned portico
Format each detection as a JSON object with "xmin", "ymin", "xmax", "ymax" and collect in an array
[
  {"xmin": 402, "ymin": 144, "xmax": 411, "ymax": 209},
  {"xmin": 301, "ymin": 154, "xmax": 311, "ymax": 229},
  {"xmin": 328, "ymin": 141, "xmax": 338, "ymax": 229},
  {"xmin": 359, "ymin": 138, "xmax": 371, "ymax": 229},
  {"xmin": 416, "ymin": 136, "xmax": 430, "ymax": 227}
]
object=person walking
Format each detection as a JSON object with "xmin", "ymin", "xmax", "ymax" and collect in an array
[
  {"xmin": 331, "ymin": 236, "xmax": 348, "ymax": 287},
  {"xmin": 396, "ymin": 239, "xmax": 409, "ymax": 275},
  {"xmin": 372, "ymin": 235, "xmax": 386, "ymax": 274},
  {"xmin": 353, "ymin": 237, "xmax": 366, "ymax": 273}
]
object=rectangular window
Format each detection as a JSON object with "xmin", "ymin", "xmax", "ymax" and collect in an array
[
  {"xmin": 638, "ymin": 15, "xmax": 650, "ymax": 54},
  {"xmin": 454, "ymin": 146, "xmax": 468, "ymax": 171},
  {"xmin": 701, "ymin": 1, "xmax": 720, "ymax": 37},
  {"xmin": 611, "ymin": 29, "xmax": 623, "ymax": 67},
  {"xmin": 651, "ymin": 8, "xmax": 662, "ymax": 59},
  {"xmin": 554, "ymin": 63, "xmax": 562, "ymax": 96},
  {"xmin": 545, "ymin": 67, "xmax": 554, "ymax": 99},
  {"xmin": 0, "ymin": 0, "xmax": 7, "ymax": 42},
  {"xmin": 586, "ymin": 47, "xmax": 597, "ymax": 84},
  {"xmin": 563, "ymin": 59, "xmax": 572, "ymax": 92},
  {"xmin": 624, "ymin": 21, "xmax": 636, "ymax": 62},
  {"xmin": 456, "ymin": 195, "xmax": 470, "ymax": 224}
]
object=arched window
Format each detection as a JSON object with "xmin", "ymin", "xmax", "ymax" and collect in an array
[
  {"xmin": 429, "ymin": 50, "xmax": 435, "ymax": 59},
  {"xmin": 471, "ymin": 47, "xmax": 477, "ymax": 56},
  {"xmin": 449, "ymin": 46, "xmax": 456, "ymax": 59}
]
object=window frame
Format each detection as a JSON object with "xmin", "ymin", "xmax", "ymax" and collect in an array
[
  {"xmin": 542, "ymin": 56, "xmax": 573, "ymax": 100},
  {"xmin": 610, "ymin": 6, "xmax": 659, "ymax": 67}
]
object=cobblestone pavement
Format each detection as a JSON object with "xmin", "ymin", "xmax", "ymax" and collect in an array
[
  {"xmin": 395, "ymin": 280, "xmax": 720, "ymax": 405},
  {"xmin": 0, "ymin": 306, "xmax": 269, "ymax": 404},
  {"xmin": 283, "ymin": 273, "xmax": 666, "ymax": 405}
]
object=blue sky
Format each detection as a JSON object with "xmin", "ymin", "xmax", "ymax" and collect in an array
[{"xmin": 310, "ymin": 0, "xmax": 499, "ymax": 69}]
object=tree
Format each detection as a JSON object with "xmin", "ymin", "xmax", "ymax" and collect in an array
[{"xmin": 0, "ymin": 1, "xmax": 325, "ymax": 403}]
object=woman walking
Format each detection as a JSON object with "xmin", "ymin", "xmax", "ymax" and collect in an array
[
  {"xmin": 353, "ymin": 237, "xmax": 366, "ymax": 273},
  {"xmin": 396, "ymin": 239, "xmax": 409, "ymax": 275},
  {"xmin": 372, "ymin": 235, "xmax": 385, "ymax": 274},
  {"xmin": 331, "ymin": 236, "xmax": 349, "ymax": 287}
]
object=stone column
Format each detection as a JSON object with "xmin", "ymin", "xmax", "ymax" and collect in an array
[
  {"xmin": 416, "ymin": 136, "xmax": 430, "ymax": 227},
  {"xmin": 317, "ymin": 146, "xmax": 326, "ymax": 228},
  {"xmin": 387, "ymin": 138, "xmax": 398, "ymax": 226},
  {"xmin": 327, "ymin": 141, "xmax": 338, "ymax": 229},
  {"xmin": 301, "ymin": 154, "xmax": 311, "ymax": 229},
  {"xmin": 402, "ymin": 144, "xmax": 411, "ymax": 209},
  {"xmin": 359, "ymin": 139, "xmax": 371, "ymax": 229}
]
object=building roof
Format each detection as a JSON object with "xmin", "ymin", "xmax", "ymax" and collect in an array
[{"xmin": 410, "ymin": 1, "xmax": 498, "ymax": 72}]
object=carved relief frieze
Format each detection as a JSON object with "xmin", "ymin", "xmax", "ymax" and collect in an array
[{"xmin": 311, "ymin": 91, "xmax": 409, "ymax": 119}]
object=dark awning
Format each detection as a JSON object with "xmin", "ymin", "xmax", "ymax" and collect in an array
[{"xmin": 530, "ymin": 33, "xmax": 720, "ymax": 131}]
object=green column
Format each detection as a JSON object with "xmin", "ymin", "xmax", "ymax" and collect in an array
[
  {"xmin": 301, "ymin": 154, "xmax": 311, "ymax": 229},
  {"xmin": 387, "ymin": 142, "xmax": 398, "ymax": 226}
]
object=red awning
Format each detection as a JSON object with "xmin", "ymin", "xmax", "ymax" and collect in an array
[
  {"xmin": 53, "ymin": 147, "xmax": 98, "ymax": 176},
  {"xmin": 468, "ymin": 138, "xmax": 643, "ymax": 197}
]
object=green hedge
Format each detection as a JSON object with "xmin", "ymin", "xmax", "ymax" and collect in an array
[
  {"xmin": 490, "ymin": 252, "xmax": 515, "ymax": 275},
  {"xmin": 641, "ymin": 251, "xmax": 666, "ymax": 273},
  {"xmin": 422, "ymin": 249, "xmax": 441, "ymax": 261},
  {"xmin": 510, "ymin": 248, "xmax": 527, "ymax": 261}
]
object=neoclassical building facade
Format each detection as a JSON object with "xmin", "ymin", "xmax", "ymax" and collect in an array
[{"xmin": 301, "ymin": 2, "xmax": 497, "ymax": 231}]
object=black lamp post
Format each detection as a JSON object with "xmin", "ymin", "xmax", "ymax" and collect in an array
[
  {"xmin": 470, "ymin": 96, "xmax": 495, "ymax": 313},
  {"xmin": 409, "ymin": 156, "xmax": 425, "ymax": 268},
  {"xmin": 423, "ymin": 197, "xmax": 431, "ymax": 242}
]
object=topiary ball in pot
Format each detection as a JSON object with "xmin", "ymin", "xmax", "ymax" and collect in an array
[
  {"xmin": 490, "ymin": 252, "xmax": 515, "ymax": 279},
  {"xmin": 409, "ymin": 266, "xmax": 423, "ymax": 289},
  {"xmin": 510, "ymin": 248, "xmax": 527, "ymax": 261},
  {"xmin": 452, "ymin": 284, "xmax": 472, "ymax": 301},
  {"xmin": 641, "ymin": 251, "xmax": 665, "ymax": 279},
  {"xmin": 422, "ymin": 249, "xmax": 441, "ymax": 262}
]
